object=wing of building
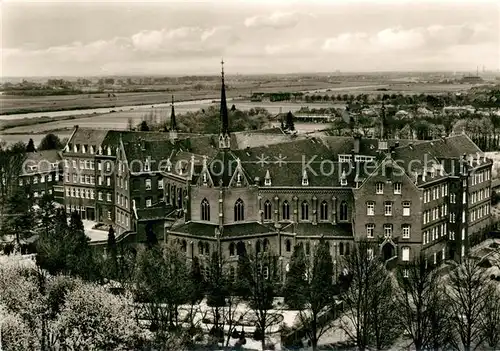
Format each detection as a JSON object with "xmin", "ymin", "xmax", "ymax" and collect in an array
[{"xmin": 53, "ymin": 64, "xmax": 493, "ymax": 275}]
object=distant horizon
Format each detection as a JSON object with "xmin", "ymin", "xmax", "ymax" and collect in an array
[
  {"xmin": 2, "ymin": 1, "xmax": 498, "ymax": 77},
  {"xmin": 2, "ymin": 70, "xmax": 499, "ymax": 81}
]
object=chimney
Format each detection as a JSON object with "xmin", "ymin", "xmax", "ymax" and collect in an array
[{"xmin": 353, "ymin": 136, "xmax": 361, "ymax": 154}]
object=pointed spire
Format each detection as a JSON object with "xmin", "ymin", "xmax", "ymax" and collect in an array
[
  {"xmin": 170, "ymin": 95, "xmax": 177, "ymax": 131},
  {"xmin": 380, "ymin": 102, "xmax": 386, "ymax": 140},
  {"xmin": 220, "ymin": 58, "xmax": 229, "ymax": 135}
]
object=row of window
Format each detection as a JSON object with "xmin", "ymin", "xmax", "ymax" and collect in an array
[
  {"xmin": 115, "ymin": 193, "xmax": 129, "ymax": 209},
  {"xmin": 470, "ymin": 204, "xmax": 490, "ymax": 222},
  {"xmin": 472, "ymin": 169, "xmax": 490, "ymax": 186},
  {"xmin": 366, "ymin": 201, "xmax": 411, "ymax": 216},
  {"xmin": 65, "ymin": 144, "xmax": 112, "ymax": 155},
  {"xmin": 66, "ymin": 187, "xmax": 95, "ymax": 200},
  {"xmin": 200, "ymin": 198, "xmax": 349, "ymax": 222},
  {"xmin": 116, "ymin": 176, "xmax": 129, "ymax": 190},
  {"xmin": 471, "ymin": 188, "xmax": 490, "ymax": 204},
  {"xmin": 375, "ymin": 182, "xmax": 403, "ymax": 195},
  {"xmin": 30, "ymin": 189, "xmax": 53, "ymax": 198},
  {"xmin": 65, "ymin": 159, "xmax": 95, "ymax": 170},
  {"xmin": 423, "ymin": 223, "xmax": 448, "ymax": 245},
  {"xmin": 116, "ymin": 209, "xmax": 129, "ymax": 228},
  {"xmin": 366, "ymin": 224, "xmax": 411, "ymax": 239},
  {"xmin": 66, "ymin": 173, "xmax": 97, "ymax": 185},
  {"xmin": 20, "ymin": 173, "xmax": 59, "ymax": 185},
  {"xmin": 423, "ymin": 183, "xmax": 449, "ymax": 203},
  {"xmin": 423, "ymin": 204, "xmax": 448, "ymax": 225}
]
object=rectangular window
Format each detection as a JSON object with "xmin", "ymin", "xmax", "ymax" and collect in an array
[
  {"xmin": 384, "ymin": 201, "xmax": 392, "ymax": 216},
  {"xmin": 393, "ymin": 183, "xmax": 402, "ymax": 194},
  {"xmin": 463, "ymin": 191, "xmax": 466, "ymax": 204},
  {"xmin": 450, "ymin": 193, "xmax": 456, "ymax": 203},
  {"xmin": 107, "ymin": 193, "xmax": 111, "ymax": 202},
  {"xmin": 79, "ymin": 160, "xmax": 85, "ymax": 169},
  {"xmin": 402, "ymin": 247, "xmax": 410, "ymax": 261},
  {"xmin": 107, "ymin": 211, "xmax": 111, "ymax": 220},
  {"xmin": 47, "ymin": 174, "xmax": 52, "ymax": 182},
  {"xmin": 146, "ymin": 179, "xmax": 152, "ymax": 190},
  {"xmin": 384, "ymin": 224, "xmax": 392, "ymax": 238},
  {"xmin": 367, "ymin": 202, "xmax": 375, "ymax": 216},
  {"xmin": 158, "ymin": 179, "xmax": 164, "ymax": 189},
  {"xmin": 66, "ymin": 188, "xmax": 70, "ymax": 197},
  {"xmin": 106, "ymin": 177, "xmax": 111, "ymax": 186},
  {"xmin": 403, "ymin": 201, "xmax": 410, "ymax": 216},
  {"xmin": 72, "ymin": 160, "xmax": 77, "ymax": 169},
  {"xmin": 376, "ymin": 182, "xmax": 384, "ymax": 194},
  {"xmin": 98, "ymin": 192, "xmax": 103, "ymax": 200},
  {"xmin": 98, "ymin": 161, "xmax": 102, "ymax": 171},
  {"xmin": 402, "ymin": 224, "xmax": 410, "ymax": 239},
  {"xmin": 146, "ymin": 198, "xmax": 152, "ymax": 207},
  {"xmin": 366, "ymin": 224, "xmax": 374, "ymax": 238}
]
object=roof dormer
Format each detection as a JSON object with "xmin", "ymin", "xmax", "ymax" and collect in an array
[
  {"xmin": 264, "ymin": 169, "xmax": 272, "ymax": 186},
  {"xmin": 302, "ymin": 169, "xmax": 309, "ymax": 186}
]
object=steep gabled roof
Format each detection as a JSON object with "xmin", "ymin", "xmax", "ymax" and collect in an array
[{"xmin": 122, "ymin": 139, "xmax": 176, "ymax": 173}]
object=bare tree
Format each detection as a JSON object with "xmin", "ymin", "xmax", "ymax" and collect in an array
[
  {"xmin": 395, "ymin": 257, "xmax": 452, "ymax": 351},
  {"xmin": 446, "ymin": 258, "xmax": 489, "ymax": 351},
  {"xmin": 479, "ymin": 283, "xmax": 500, "ymax": 350},
  {"xmin": 340, "ymin": 241, "xmax": 400, "ymax": 350},
  {"xmin": 292, "ymin": 240, "xmax": 338, "ymax": 351},
  {"xmin": 237, "ymin": 249, "xmax": 280, "ymax": 351}
]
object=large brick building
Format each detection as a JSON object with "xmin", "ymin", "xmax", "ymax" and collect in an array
[{"xmin": 58, "ymin": 64, "xmax": 493, "ymax": 276}]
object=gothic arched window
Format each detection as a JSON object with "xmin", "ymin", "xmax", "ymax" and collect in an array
[
  {"xmin": 339, "ymin": 242, "xmax": 344, "ymax": 256},
  {"xmin": 256, "ymin": 240, "xmax": 261, "ymax": 254},
  {"xmin": 198, "ymin": 241, "xmax": 204, "ymax": 255},
  {"xmin": 282, "ymin": 201, "xmax": 290, "ymax": 220},
  {"xmin": 264, "ymin": 200, "xmax": 272, "ymax": 220},
  {"xmin": 236, "ymin": 241, "xmax": 246, "ymax": 256},
  {"xmin": 201, "ymin": 198, "xmax": 210, "ymax": 221},
  {"xmin": 340, "ymin": 201, "xmax": 348, "ymax": 221},
  {"xmin": 229, "ymin": 242, "xmax": 235, "ymax": 256},
  {"xmin": 234, "ymin": 199, "xmax": 244, "ymax": 221},
  {"xmin": 301, "ymin": 201, "xmax": 309, "ymax": 221},
  {"xmin": 205, "ymin": 243, "xmax": 210, "ymax": 256},
  {"xmin": 286, "ymin": 239, "xmax": 291, "ymax": 252},
  {"xmin": 320, "ymin": 200, "xmax": 328, "ymax": 221},
  {"xmin": 263, "ymin": 238, "xmax": 269, "ymax": 252}
]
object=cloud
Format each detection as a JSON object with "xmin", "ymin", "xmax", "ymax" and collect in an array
[
  {"xmin": 244, "ymin": 12, "xmax": 307, "ymax": 29},
  {"xmin": 322, "ymin": 23, "xmax": 497, "ymax": 54}
]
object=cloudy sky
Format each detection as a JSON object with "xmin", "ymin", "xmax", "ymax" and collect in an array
[{"xmin": 1, "ymin": 0, "xmax": 499, "ymax": 77}]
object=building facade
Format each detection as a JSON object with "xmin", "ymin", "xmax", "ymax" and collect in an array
[{"xmin": 56, "ymin": 66, "xmax": 493, "ymax": 276}]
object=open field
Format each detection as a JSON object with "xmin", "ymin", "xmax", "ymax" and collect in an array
[
  {"xmin": 0, "ymin": 101, "xmax": 338, "ymax": 135},
  {"xmin": 1, "ymin": 77, "xmax": 474, "ymax": 116}
]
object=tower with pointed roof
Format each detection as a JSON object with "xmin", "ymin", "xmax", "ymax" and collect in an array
[
  {"xmin": 169, "ymin": 95, "xmax": 178, "ymax": 142},
  {"xmin": 218, "ymin": 59, "xmax": 231, "ymax": 149}
]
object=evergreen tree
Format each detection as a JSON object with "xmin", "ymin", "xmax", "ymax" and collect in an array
[
  {"xmin": 67, "ymin": 211, "xmax": 95, "ymax": 280},
  {"xmin": 4, "ymin": 186, "xmax": 34, "ymax": 245},
  {"xmin": 38, "ymin": 133, "xmax": 63, "ymax": 150},
  {"xmin": 283, "ymin": 243, "xmax": 307, "ymax": 309},
  {"xmin": 36, "ymin": 208, "xmax": 70, "ymax": 275},
  {"xmin": 285, "ymin": 111, "xmax": 295, "ymax": 131},
  {"xmin": 26, "ymin": 138, "xmax": 36, "ymax": 152},
  {"xmin": 107, "ymin": 226, "xmax": 118, "ymax": 279},
  {"xmin": 139, "ymin": 120, "xmax": 150, "ymax": 131},
  {"xmin": 145, "ymin": 224, "xmax": 158, "ymax": 248}
]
